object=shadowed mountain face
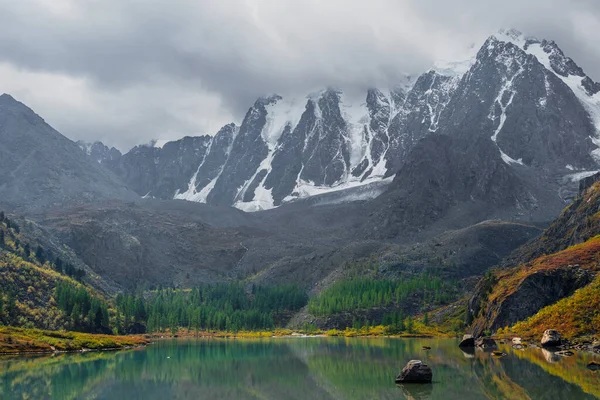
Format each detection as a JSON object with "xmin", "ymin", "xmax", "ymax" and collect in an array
[{"xmin": 0, "ymin": 94, "xmax": 137, "ymax": 212}]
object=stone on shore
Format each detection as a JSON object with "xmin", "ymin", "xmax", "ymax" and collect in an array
[
  {"xmin": 541, "ymin": 329, "xmax": 561, "ymax": 347},
  {"xmin": 475, "ymin": 337, "xmax": 497, "ymax": 349},
  {"xmin": 395, "ymin": 360, "xmax": 433, "ymax": 383},
  {"xmin": 459, "ymin": 334, "xmax": 475, "ymax": 348}
]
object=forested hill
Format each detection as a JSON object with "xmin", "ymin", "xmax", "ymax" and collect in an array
[
  {"xmin": 1, "ymin": 211, "xmax": 310, "ymax": 335},
  {"xmin": 0, "ymin": 211, "xmax": 112, "ymax": 333}
]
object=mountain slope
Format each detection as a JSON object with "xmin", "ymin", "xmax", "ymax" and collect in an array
[
  {"xmin": 468, "ymin": 174, "xmax": 600, "ymax": 337},
  {"xmin": 0, "ymin": 94, "xmax": 137, "ymax": 212},
  {"xmin": 0, "ymin": 213, "xmax": 111, "ymax": 332}
]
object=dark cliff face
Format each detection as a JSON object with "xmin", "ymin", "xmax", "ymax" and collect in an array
[
  {"xmin": 77, "ymin": 141, "xmax": 122, "ymax": 165},
  {"xmin": 440, "ymin": 36, "xmax": 598, "ymax": 171},
  {"xmin": 207, "ymin": 97, "xmax": 274, "ymax": 206},
  {"xmin": 384, "ymin": 72, "xmax": 458, "ymax": 177},
  {"xmin": 365, "ymin": 134, "xmax": 547, "ymax": 239},
  {"xmin": 109, "ymin": 135, "xmax": 212, "ymax": 199}
]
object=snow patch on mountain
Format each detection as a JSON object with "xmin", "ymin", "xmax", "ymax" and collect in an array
[
  {"xmin": 234, "ymin": 97, "xmax": 307, "ymax": 211},
  {"xmin": 566, "ymin": 170, "xmax": 600, "ymax": 182},
  {"xmin": 151, "ymin": 139, "xmax": 170, "ymax": 149},
  {"xmin": 283, "ymin": 176, "xmax": 393, "ymax": 204}
]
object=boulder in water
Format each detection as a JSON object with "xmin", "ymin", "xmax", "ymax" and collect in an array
[
  {"xmin": 395, "ymin": 360, "xmax": 433, "ymax": 383},
  {"xmin": 541, "ymin": 329, "xmax": 561, "ymax": 347},
  {"xmin": 459, "ymin": 334, "xmax": 475, "ymax": 348}
]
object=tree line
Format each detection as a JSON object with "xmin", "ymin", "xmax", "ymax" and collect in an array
[
  {"xmin": 114, "ymin": 283, "xmax": 309, "ymax": 334},
  {"xmin": 308, "ymin": 272, "xmax": 457, "ymax": 316}
]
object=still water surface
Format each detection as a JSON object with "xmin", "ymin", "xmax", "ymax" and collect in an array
[{"xmin": 1, "ymin": 337, "xmax": 599, "ymax": 399}]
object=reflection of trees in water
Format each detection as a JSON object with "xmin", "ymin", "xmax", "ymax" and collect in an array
[
  {"xmin": 510, "ymin": 346, "xmax": 600, "ymax": 399},
  {"xmin": 469, "ymin": 345, "xmax": 598, "ymax": 400},
  {"xmin": 0, "ymin": 352, "xmax": 118, "ymax": 400},
  {"xmin": 0, "ymin": 339, "xmax": 598, "ymax": 400}
]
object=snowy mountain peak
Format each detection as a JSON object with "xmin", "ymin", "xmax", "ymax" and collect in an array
[{"xmin": 91, "ymin": 29, "xmax": 600, "ymax": 212}]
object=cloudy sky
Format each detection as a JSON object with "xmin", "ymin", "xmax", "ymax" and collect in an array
[{"xmin": 0, "ymin": 0, "xmax": 599, "ymax": 151}]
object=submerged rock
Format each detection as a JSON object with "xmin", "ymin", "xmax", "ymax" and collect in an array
[
  {"xmin": 395, "ymin": 360, "xmax": 433, "ymax": 383},
  {"xmin": 476, "ymin": 337, "xmax": 497, "ymax": 349},
  {"xmin": 541, "ymin": 329, "xmax": 561, "ymax": 347},
  {"xmin": 459, "ymin": 334, "xmax": 475, "ymax": 348},
  {"xmin": 492, "ymin": 351, "xmax": 507, "ymax": 357}
]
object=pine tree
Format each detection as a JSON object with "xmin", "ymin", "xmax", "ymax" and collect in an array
[{"xmin": 35, "ymin": 246, "xmax": 46, "ymax": 264}]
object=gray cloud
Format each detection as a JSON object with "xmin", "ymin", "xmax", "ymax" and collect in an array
[{"xmin": 0, "ymin": 0, "xmax": 598, "ymax": 151}]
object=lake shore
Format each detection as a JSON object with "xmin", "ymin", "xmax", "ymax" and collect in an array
[{"xmin": 0, "ymin": 326, "xmax": 150, "ymax": 355}]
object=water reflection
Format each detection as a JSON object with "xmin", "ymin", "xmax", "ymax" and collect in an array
[{"xmin": 0, "ymin": 338, "xmax": 598, "ymax": 400}]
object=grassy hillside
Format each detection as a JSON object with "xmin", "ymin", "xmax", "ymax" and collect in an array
[
  {"xmin": 469, "ymin": 178, "xmax": 600, "ymax": 338},
  {"xmin": 502, "ymin": 274, "xmax": 600, "ymax": 339},
  {"xmin": 0, "ymin": 326, "xmax": 148, "ymax": 353},
  {"xmin": 0, "ymin": 212, "xmax": 111, "ymax": 333}
]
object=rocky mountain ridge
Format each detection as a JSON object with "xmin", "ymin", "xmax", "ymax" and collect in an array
[{"xmin": 79, "ymin": 29, "xmax": 600, "ymax": 213}]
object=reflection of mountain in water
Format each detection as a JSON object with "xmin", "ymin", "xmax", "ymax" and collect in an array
[{"xmin": 0, "ymin": 339, "xmax": 597, "ymax": 400}]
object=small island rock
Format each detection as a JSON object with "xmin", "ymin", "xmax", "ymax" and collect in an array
[
  {"xmin": 459, "ymin": 334, "xmax": 475, "ymax": 348},
  {"xmin": 395, "ymin": 360, "xmax": 433, "ymax": 383},
  {"xmin": 541, "ymin": 329, "xmax": 561, "ymax": 347}
]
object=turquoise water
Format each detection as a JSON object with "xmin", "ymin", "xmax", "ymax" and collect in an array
[{"xmin": 0, "ymin": 337, "xmax": 599, "ymax": 399}]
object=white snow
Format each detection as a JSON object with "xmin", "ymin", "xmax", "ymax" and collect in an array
[
  {"xmin": 488, "ymin": 50, "xmax": 525, "ymax": 165},
  {"xmin": 339, "ymin": 91, "xmax": 369, "ymax": 168},
  {"xmin": 174, "ymin": 127, "xmax": 239, "ymax": 203},
  {"xmin": 282, "ymin": 176, "xmax": 394, "ymax": 203},
  {"xmin": 432, "ymin": 43, "xmax": 478, "ymax": 77},
  {"xmin": 566, "ymin": 170, "xmax": 600, "ymax": 182},
  {"xmin": 152, "ymin": 139, "xmax": 170, "ymax": 149},
  {"xmin": 261, "ymin": 97, "xmax": 306, "ymax": 148},
  {"xmin": 234, "ymin": 96, "xmax": 306, "ymax": 211},
  {"xmin": 492, "ymin": 29, "xmax": 530, "ymax": 49}
]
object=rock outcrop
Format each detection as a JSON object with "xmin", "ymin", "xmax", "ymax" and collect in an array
[
  {"xmin": 459, "ymin": 334, "xmax": 475, "ymax": 348},
  {"xmin": 541, "ymin": 329, "xmax": 562, "ymax": 347},
  {"xmin": 395, "ymin": 360, "xmax": 433, "ymax": 383}
]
